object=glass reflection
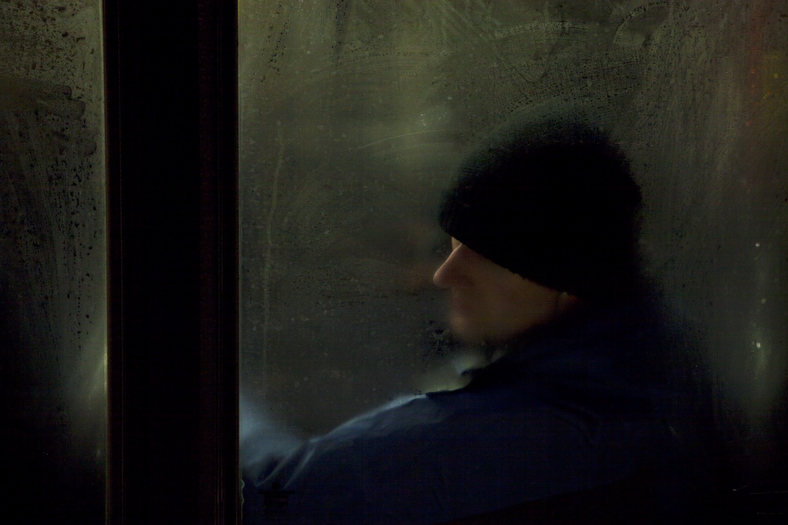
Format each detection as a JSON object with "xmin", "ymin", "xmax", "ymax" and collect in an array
[
  {"xmin": 240, "ymin": 0, "xmax": 786, "ymax": 521},
  {"xmin": 0, "ymin": 1, "xmax": 106, "ymax": 523}
]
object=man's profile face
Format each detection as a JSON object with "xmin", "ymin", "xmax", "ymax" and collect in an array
[{"xmin": 433, "ymin": 238, "xmax": 566, "ymax": 345}]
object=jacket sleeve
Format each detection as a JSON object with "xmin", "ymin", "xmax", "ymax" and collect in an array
[
  {"xmin": 240, "ymin": 395, "xmax": 303, "ymax": 482},
  {"xmin": 240, "ymin": 389, "xmax": 658, "ymax": 525}
]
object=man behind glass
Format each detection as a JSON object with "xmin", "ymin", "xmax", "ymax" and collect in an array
[{"xmin": 241, "ymin": 112, "xmax": 713, "ymax": 524}]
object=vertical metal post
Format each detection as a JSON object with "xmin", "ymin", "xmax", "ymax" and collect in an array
[{"xmin": 105, "ymin": 1, "xmax": 238, "ymax": 522}]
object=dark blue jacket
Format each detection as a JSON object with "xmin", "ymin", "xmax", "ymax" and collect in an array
[{"xmin": 242, "ymin": 302, "xmax": 707, "ymax": 524}]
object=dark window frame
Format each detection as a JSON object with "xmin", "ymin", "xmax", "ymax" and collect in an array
[{"xmin": 104, "ymin": 1, "xmax": 239, "ymax": 522}]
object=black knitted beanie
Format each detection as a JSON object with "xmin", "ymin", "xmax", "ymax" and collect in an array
[{"xmin": 439, "ymin": 114, "xmax": 643, "ymax": 302}]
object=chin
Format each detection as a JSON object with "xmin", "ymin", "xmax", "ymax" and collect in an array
[
  {"xmin": 451, "ymin": 317, "xmax": 529, "ymax": 346},
  {"xmin": 449, "ymin": 318, "xmax": 487, "ymax": 346}
]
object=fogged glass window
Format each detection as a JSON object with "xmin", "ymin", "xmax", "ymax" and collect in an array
[
  {"xmin": 240, "ymin": 0, "xmax": 786, "ymax": 475},
  {"xmin": 0, "ymin": 2, "xmax": 105, "ymax": 523}
]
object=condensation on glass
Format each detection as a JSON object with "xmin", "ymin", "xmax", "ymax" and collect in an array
[
  {"xmin": 240, "ymin": 0, "xmax": 786, "ymax": 470},
  {"xmin": 0, "ymin": 1, "xmax": 105, "ymax": 522}
]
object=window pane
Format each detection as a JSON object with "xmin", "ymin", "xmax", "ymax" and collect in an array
[
  {"xmin": 240, "ymin": 0, "xmax": 786, "ymax": 513},
  {"xmin": 0, "ymin": 1, "xmax": 106, "ymax": 522}
]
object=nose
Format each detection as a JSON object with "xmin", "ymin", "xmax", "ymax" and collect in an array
[{"xmin": 433, "ymin": 242, "xmax": 469, "ymax": 289}]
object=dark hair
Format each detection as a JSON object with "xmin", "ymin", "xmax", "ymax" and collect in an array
[{"xmin": 439, "ymin": 113, "xmax": 643, "ymax": 303}]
